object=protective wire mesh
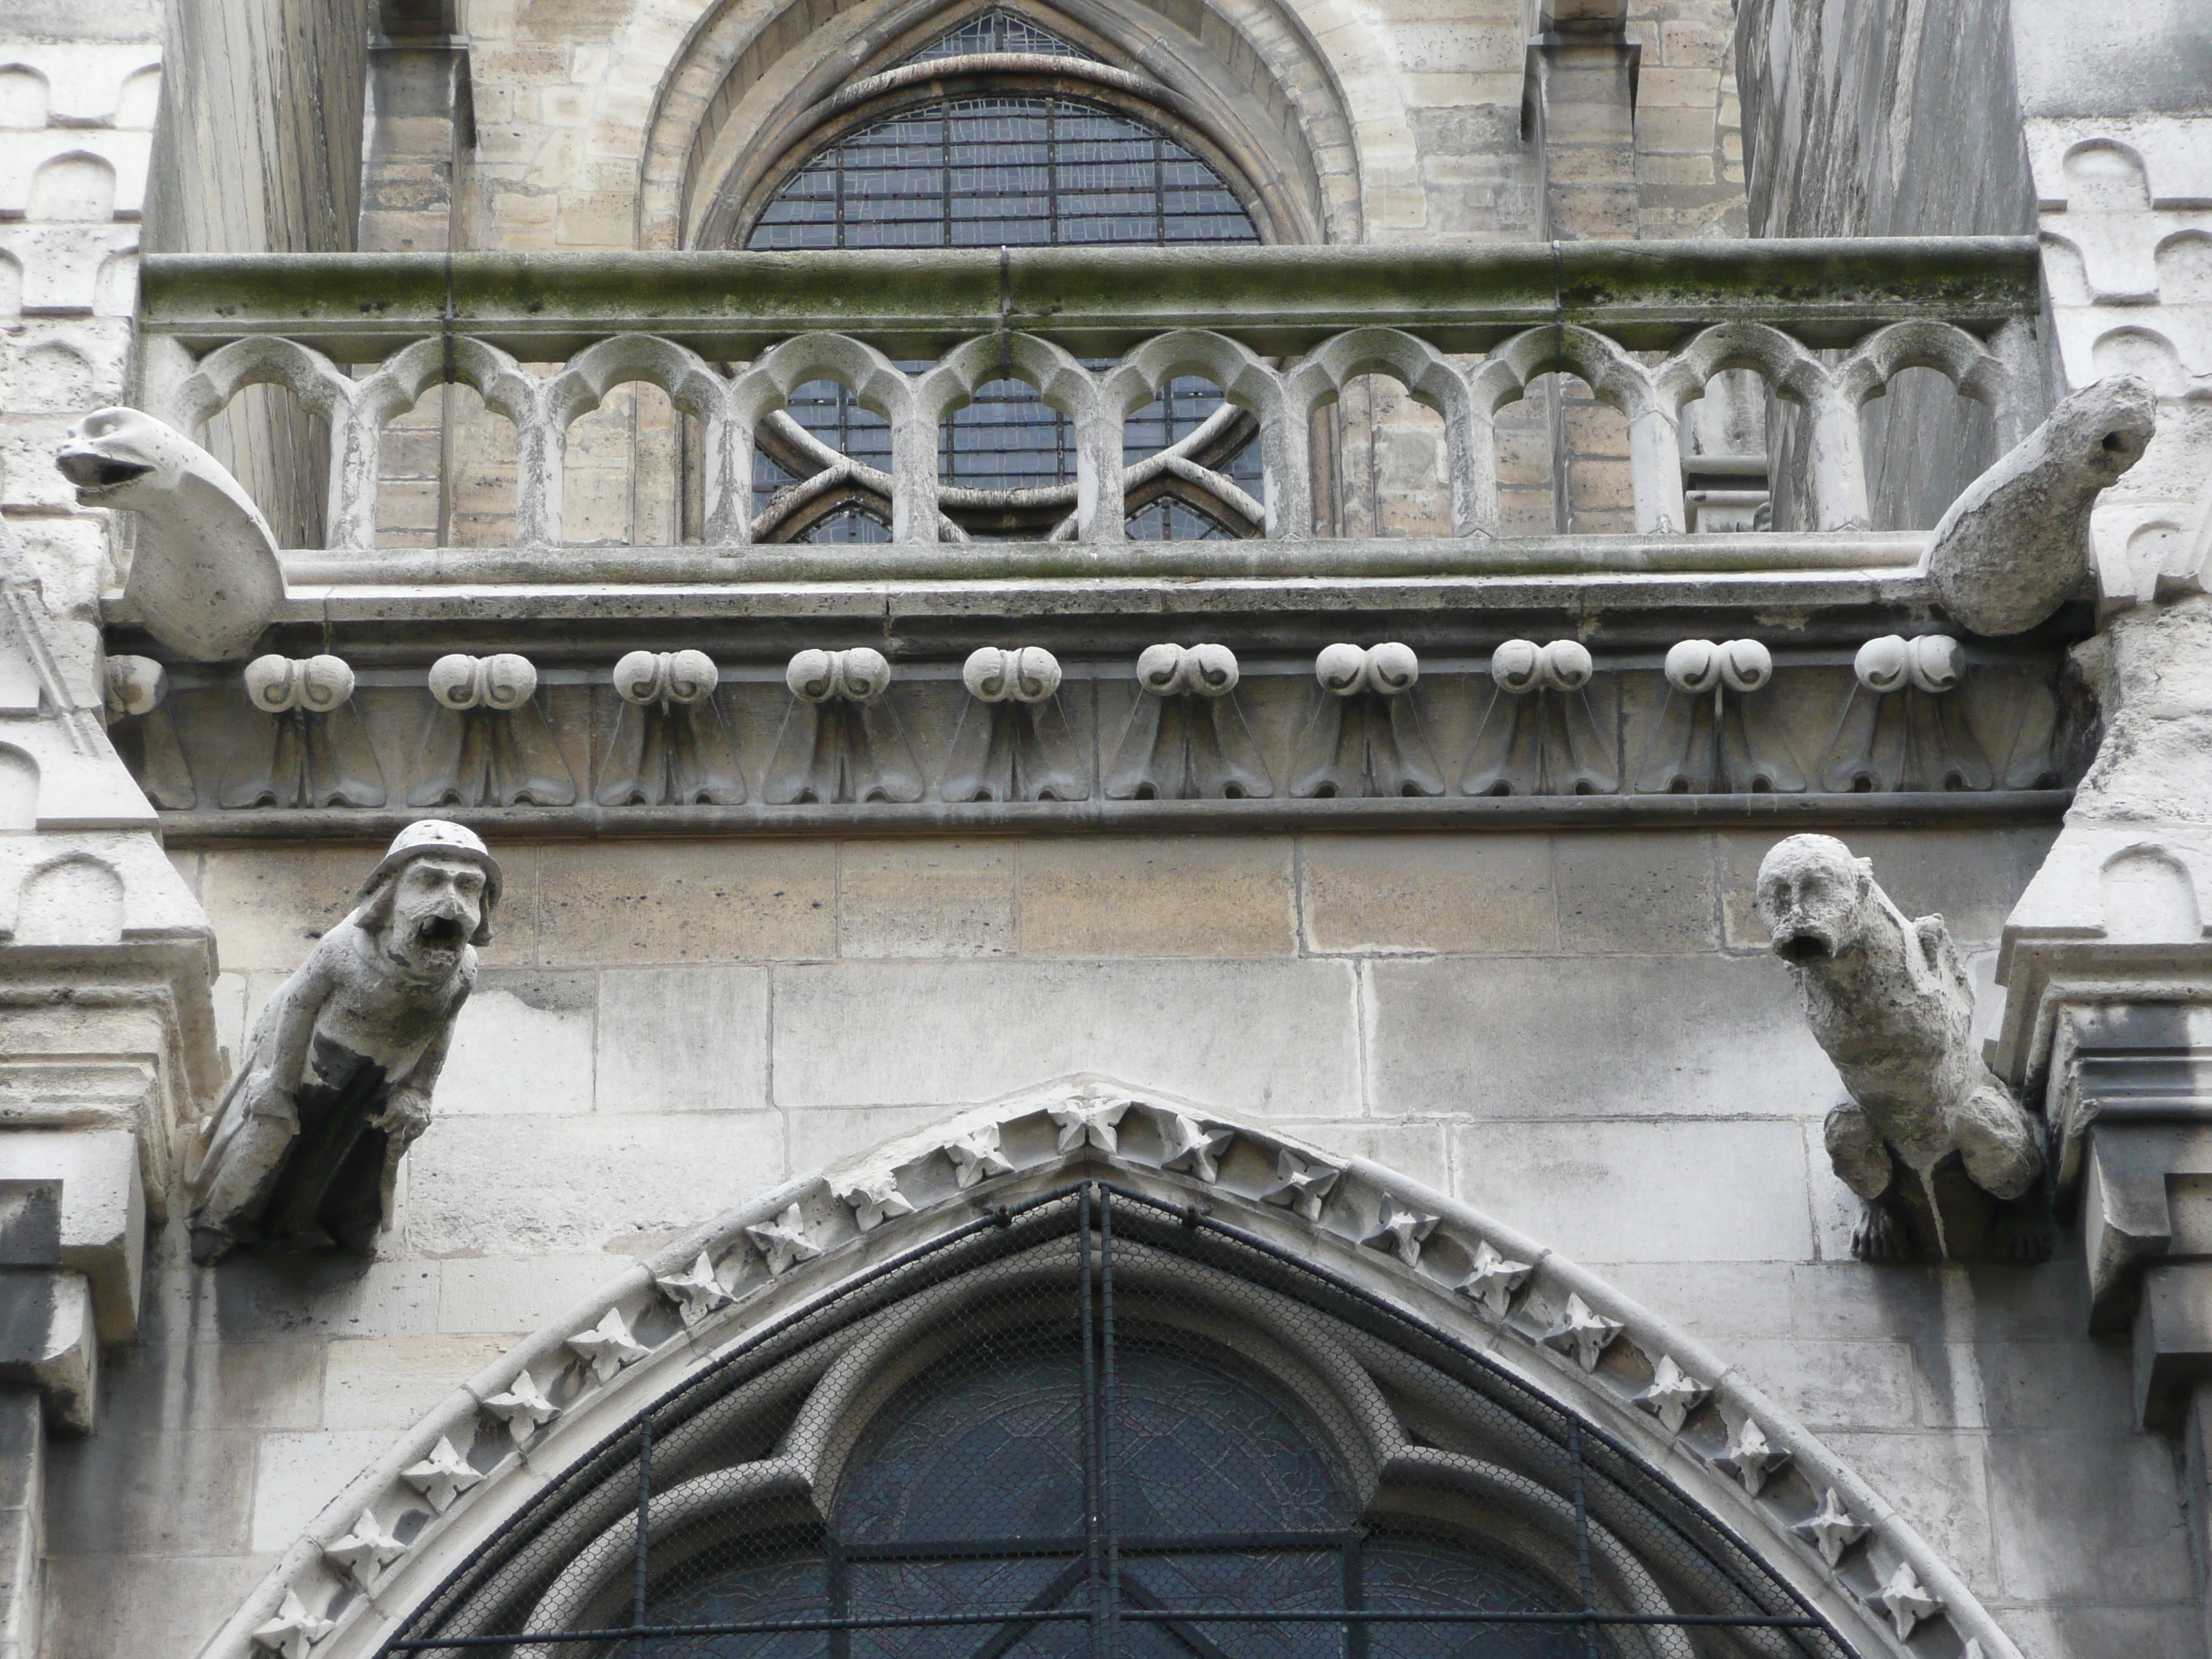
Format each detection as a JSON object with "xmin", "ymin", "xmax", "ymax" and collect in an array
[{"xmin": 384, "ymin": 1187, "xmax": 1854, "ymax": 1659}]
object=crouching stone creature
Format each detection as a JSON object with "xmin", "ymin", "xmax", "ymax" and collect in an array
[
  {"xmin": 188, "ymin": 821, "xmax": 497, "ymax": 1265},
  {"xmin": 1755, "ymin": 834, "xmax": 2050, "ymax": 1262}
]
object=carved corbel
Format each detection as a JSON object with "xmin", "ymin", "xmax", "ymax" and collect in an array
[
  {"xmin": 102, "ymin": 652, "xmax": 194, "ymax": 808},
  {"xmin": 940, "ymin": 646, "xmax": 1087, "ymax": 802},
  {"xmin": 1290, "ymin": 642, "xmax": 1442, "ymax": 798},
  {"xmin": 1636, "ymin": 639, "xmax": 1804, "ymax": 795},
  {"xmin": 219, "ymin": 653, "xmax": 387, "ymax": 809},
  {"xmin": 764, "ymin": 647, "xmax": 924, "ymax": 805},
  {"xmin": 1462, "ymin": 639, "xmax": 1615, "ymax": 796},
  {"xmin": 1104, "ymin": 642, "xmax": 1272, "ymax": 800},
  {"xmin": 597, "ymin": 649, "xmax": 744, "ymax": 806},
  {"xmin": 412, "ymin": 652, "xmax": 577, "ymax": 809},
  {"xmin": 1818, "ymin": 635, "xmax": 1992, "ymax": 793}
]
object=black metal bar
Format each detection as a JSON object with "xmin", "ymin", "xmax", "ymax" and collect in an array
[
  {"xmin": 827, "ymin": 1541, "xmax": 849, "ymax": 1659},
  {"xmin": 1077, "ymin": 1182, "xmax": 1104, "ymax": 1659},
  {"xmin": 629, "ymin": 1413, "xmax": 652, "ymax": 1659},
  {"xmin": 1115, "ymin": 1573, "xmax": 1240, "ymax": 1659},
  {"xmin": 840, "ymin": 1529, "xmax": 1362, "ymax": 1560},
  {"xmin": 956, "ymin": 1560, "xmax": 1092, "ymax": 1659},
  {"xmin": 381, "ymin": 1609, "xmax": 1825, "ymax": 1651},
  {"xmin": 1568, "ymin": 1420, "xmax": 1599, "ymax": 1659},
  {"xmin": 1099, "ymin": 1185, "xmax": 1120, "ymax": 1659},
  {"xmin": 1341, "ymin": 1532, "xmax": 1365, "ymax": 1659}
]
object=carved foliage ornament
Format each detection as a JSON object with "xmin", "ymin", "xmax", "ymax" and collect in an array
[
  {"xmin": 766, "ymin": 647, "xmax": 923, "ymax": 804},
  {"xmin": 943, "ymin": 646, "xmax": 1087, "ymax": 802},
  {"xmin": 222, "ymin": 652, "xmax": 387, "ymax": 809},
  {"xmin": 1290, "ymin": 641, "xmax": 1442, "ymax": 799},
  {"xmin": 1637, "ymin": 639, "xmax": 1803, "ymax": 795},
  {"xmin": 1465, "ymin": 639, "xmax": 1615, "ymax": 796},
  {"xmin": 1820, "ymin": 635, "xmax": 1995, "ymax": 794},
  {"xmin": 414, "ymin": 652, "xmax": 577, "ymax": 809},
  {"xmin": 1106, "ymin": 642, "xmax": 1272, "ymax": 801},
  {"xmin": 599, "ymin": 648, "xmax": 745, "ymax": 806}
]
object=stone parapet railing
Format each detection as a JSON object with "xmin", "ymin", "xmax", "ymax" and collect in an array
[{"xmin": 135, "ymin": 237, "xmax": 2044, "ymax": 554}]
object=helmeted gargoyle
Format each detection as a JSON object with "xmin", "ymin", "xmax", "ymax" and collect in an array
[
  {"xmin": 187, "ymin": 820, "xmax": 498, "ymax": 1264},
  {"xmin": 1755, "ymin": 833, "xmax": 2050, "ymax": 1262}
]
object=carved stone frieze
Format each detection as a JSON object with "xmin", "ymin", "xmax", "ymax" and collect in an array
[
  {"xmin": 567, "ymin": 1308, "xmax": 649, "ymax": 1384},
  {"xmin": 1259, "ymin": 1148, "xmax": 1341, "ymax": 1220},
  {"xmin": 1154, "ymin": 1110, "xmax": 1234, "ymax": 1182},
  {"xmin": 1820, "ymin": 636, "xmax": 1995, "ymax": 794},
  {"xmin": 401, "ymin": 1436, "xmax": 482, "ymax": 1513},
  {"xmin": 766, "ymin": 647, "xmax": 922, "ymax": 804},
  {"xmin": 1106, "ymin": 643, "xmax": 1272, "ymax": 800},
  {"xmin": 1631, "ymin": 1354, "xmax": 1709, "ymax": 1431},
  {"xmin": 947, "ymin": 1123, "xmax": 1017, "ymax": 1187},
  {"xmin": 1757, "ymin": 832, "xmax": 2051, "ymax": 1264},
  {"xmin": 656, "ymin": 1253, "xmax": 734, "ymax": 1322},
  {"xmin": 102, "ymin": 652, "xmax": 193, "ymax": 807},
  {"xmin": 1361, "ymin": 1197, "xmax": 1439, "ymax": 1267},
  {"xmin": 745, "ymin": 1202, "xmax": 822, "ymax": 1275},
  {"xmin": 322, "ymin": 1508, "xmax": 406, "ymax": 1592},
  {"xmin": 1464, "ymin": 639, "xmax": 1615, "ymax": 796},
  {"xmin": 834, "ymin": 1170, "xmax": 917, "ymax": 1231},
  {"xmin": 1794, "ymin": 1487, "xmax": 1870, "ymax": 1565},
  {"xmin": 943, "ymin": 646, "xmax": 1085, "ymax": 802},
  {"xmin": 480, "ymin": 1369, "xmax": 559, "ymax": 1444},
  {"xmin": 1290, "ymin": 642, "xmax": 1442, "ymax": 798},
  {"xmin": 221, "ymin": 653, "xmax": 385, "ymax": 809},
  {"xmin": 1638, "ymin": 639, "xmax": 1804, "ymax": 794},
  {"xmin": 186, "ymin": 820, "xmax": 497, "ymax": 1264},
  {"xmin": 1457, "ymin": 1239, "xmax": 1532, "ymax": 1319},
  {"xmin": 598, "ymin": 649, "xmax": 743, "ymax": 806},
  {"xmin": 1539, "ymin": 1292, "xmax": 1622, "ymax": 1372},
  {"xmin": 1866, "ymin": 1562, "xmax": 1943, "ymax": 1641},
  {"xmin": 415, "ymin": 652, "xmax": 576, "ymax": 809},
  {"xmin": 1712, "ymin": 1416, "xmax": 1789, "ymax": 1496},
  {"xmin": 250, "ymin": 1589, "xmax": 335, "ymax": 1659}
]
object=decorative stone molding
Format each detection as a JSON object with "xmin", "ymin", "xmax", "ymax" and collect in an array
[
  {"xmin": 566, "ymin": 1310, "xmax": 649, "ymax": 1385},
  {"xmin": 1795, "ymin": 1488, "xmax": 1870, "ymax": 1566},
  {"xmin": 1107, "ymin": 643, "xmax": 1272, "ymax": 801},
  {"xmin": 943, "ymin": 646, "xmax": 1085, "ymax": 802},
  {"xmin": 833, "ymin": 1170, "xmax": 916, "ymax": 1232},
  {"xmin": 1712, "ymin": 1416, "xmax": 1789, "ymax": 1497},
  {"xmin": 1258, "ymin": 1147, "xmax": 1339, "ymax": 1220},
  {"xmin": 1290, "ymin": 641, "xmax": 1441, "ymax": 799},
  {"xmin": 101, "ymin": 651, "xmax": 192, "ymax": 808},
  {"xmin": 222, "ymin": 652, "xmax": 385, "ymax": 810},
  {"xmin": 250, "ymin": 1591, "xmax": 333, "ymax": 1659},
  {"xmin": 322, "ymin": 1509, "xmax": 406, "ymax": 1593},
  {"xmin": 1631, "ymin": 1354, "xmax": 1708, "ymax": 1432},
  {"xmin": 745, "ymin": 1202, "xmax": 822, "ymax": 1276},
  {"xmin": 1820, "ymin": 635, "xmax": 2002, "ymax": 794},
  {"xmin": 1360, "ymin": 1197, "xmax": 1438, "ymax": 1267},
  {"xmin": 1866, "ymin": 1562, "xmax": 1942, "ymax": 1641},
  {"xmin": 1637, "ymin": 639, "xmax": 1803, "ymax": 794},
  {"xmin": 192, "ymin": 1079, "xmax": 2033, "ymax": 1659},
  {"xmin": 947, "ymin": 1123, "xmax": 1016, "ymax": 1188},
  {"xmin": 480, "ymin": 1370, "xmax": 559, "ymax": 1445},
  {"xmin": 765, "ymin": 647, "xmax": 922, "ymax": 804},
  {"xmin": 400, "ymin": 1438, "xmax": 480, "ymax": 1514},
  {"xmin": 598, "ymin": 649, "xmax": 742, "ymax": 807},
  {"xmin": 1539, "ymin": 1293, "xmax": 1622, "ymax": 1372},
  {"xmin": 1457, "ymin": 1240, "xmax": 1532, "ymax": 1320},
  {"xmin": 1048, "ymin": 1092, "xmax": 1130, "ymax": 1153},
  {"xmin": 1756, "ymin": 832, "xmax": 2049, "ymax": 1263},
  {"xmin": 186, "ymin": 821, "xmax": 496, "ymax": 1264},
  {"xmin": 1464, "ymin": 638, "xmax": 1614, "ymax": 797},
  {"xmin": 414, "ymin": 652, "xmax": 575, "ymax": 810},
  {"xmin": 655, "ymin": 1254, "xmax": 733, "ymax": 1323},
  {"xmin": 1154, "ymin": 1110, "xmax": 1233, "ymax": 1182}
]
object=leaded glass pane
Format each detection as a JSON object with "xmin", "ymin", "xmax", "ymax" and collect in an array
[{"xmin": 913, "ymin": 10, "xmax": 1094, "ymax": 60}]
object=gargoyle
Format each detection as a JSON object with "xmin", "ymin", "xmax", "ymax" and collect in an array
[
  {"xmin": 55, "ymin": 406, "xmax": 285, "ymax": 662},
  {"xmin": 1923, "ymin": 374, "xmax": 2154, "ymax": 635},
  {"xmin": 1755, "ymin": 833, "xmax": 2049, "ymax": 1262},
  {"xmin": 188, "ymin": 820, "xmax": 497, "ymax": 1264}
]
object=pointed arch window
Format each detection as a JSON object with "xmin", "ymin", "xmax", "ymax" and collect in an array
[
  {"xmin": 387, "ymin": 1186, "xmax": 1855, "ymax": 1659},
  {"xmin": 740, "ymin": 10, "xmax": 1266, "ymax": 544}
]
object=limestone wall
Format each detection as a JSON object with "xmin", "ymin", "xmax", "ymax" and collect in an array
[{"xmin": 45, "ymin": 819, "xmax": 2202, "ymax": 1659}]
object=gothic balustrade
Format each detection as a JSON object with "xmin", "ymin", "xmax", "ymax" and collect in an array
[{"xmin": 136, "ymin": 236, "xmax": 2043, "ymax": 554}]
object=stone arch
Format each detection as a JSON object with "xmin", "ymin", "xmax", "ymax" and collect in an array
[
  {"xmin": 14, "ymin": 854, "xmax": 125, "ymax": 945},
  {"xmin": 624, "ymin": 0, "xmax": 1372, "ymax": 249},
  {"xmin": 27, "ymin": 150, "xmax": 116, "ymax": 221},
  {"xmin": 197, "ymin": 1077, "xmax": 2027, "ymax": 1659},
  {"xmin": 2100, "ymin": 844, "xmax": 2202, "ymax": 943}
]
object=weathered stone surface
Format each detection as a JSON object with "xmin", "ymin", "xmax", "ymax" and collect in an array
[
  {"xmin": 323, "ymin": 1334, "xmax": 507, "ymax": 1429},
  {"xmin": 101, "ymin": 1341, "xmax": 323, "ymax": 1433},
  {"xmin": 1984, "ymin": 1431, "xmax": 2194, "ymax": 1599},
  {"xmin": 1554, "ymin": 832, "xmax": 1718, "ymax": 952},
  {"xmin": 1722, "ymin": 1336, "xmax": 1919, "ymax": 1429},
  {"xmin": 535, "ymin": 840, "xmax": 835, "ymax": 963},
  {"xmin": 247, "ymin": 1428, "xmax": 400, "ymax": 1552},
  {"xmin": 595, "ymin": 965, "xmax": 769, "ymax": 1112},
  {"xmin": 836, "ymin": 842, "xmax": 1015, "ymax": 958},
  {"xmin": 1372, "ymin": 954, "xmax": 1836, "ymax": 1117},
  {"xmin": 770, "ymin": 961, "xmax": 1360, "ymax": 1113},
  {"xmin": 1017, "ymin": 837, "xmax": 1295, "ymax": 957},
  {"xmin": 1822, "ymin": 1430, "xmax": 2004, "ymax": 1599},
  {"xmin": 45, "ymin": 1429, "xmax": 255, "ymax": 1555},
  {"xmin": 436, "ymin": 1256, "xmax": 631, "ymax": 1336},
  {"xmin": 1297, "ymin": 832, "xmax": 1557, "ymax": 953},
  {"xmin": 438, "ymin": 973, "xmax": 596, "ymax": 1115},
  {"xmin": 1446, "ymin": 1119, "xmax": 1816, "ymax": 1260},
  {"xmin": 44, "ymin": 1552, "xmax": 276, "ymax": 1659}
]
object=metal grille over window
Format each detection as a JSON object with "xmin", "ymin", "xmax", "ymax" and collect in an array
[
  {"xmin": 384, "ymin": 1187, "xmax": 1854, "ymax": 1659},
  {"xmin": 912, "ymin": 10, "xmax": 1097, "ymax": 60},
  {"xmin": 747, "ymin": 76, "xmax": 1265, "ymax": 544}
]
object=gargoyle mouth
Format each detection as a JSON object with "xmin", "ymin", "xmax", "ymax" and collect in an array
[
  {"xmin": 413, "ymin": 914, "xmax": 467, "ymax": 950},
  {"xmin": 1774, "ymin": 932, "xmax": 1833, "ymax": 964},
  {"xmin": 55, "ymin": 449, "xmax": 155, "ymax": 500}
]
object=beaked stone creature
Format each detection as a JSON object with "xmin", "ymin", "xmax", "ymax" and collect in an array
[
  {"xmin": 187, "ymin": 821, "xmax": 498, "ymax": 1264},
  {"xmin": 1755, "ymin": 833, "xmax": 2049, "ymax": 1262}
]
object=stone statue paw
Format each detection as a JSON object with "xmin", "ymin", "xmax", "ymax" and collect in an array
[{"xmin": 1851, "ymin": 1200, "xmax": 1908, "ymax": 1264}]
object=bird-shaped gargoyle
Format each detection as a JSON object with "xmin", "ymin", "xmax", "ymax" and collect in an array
[{"xmin": 1756, "ymin": 834, "xmax": 2050, "ymax": 1262}]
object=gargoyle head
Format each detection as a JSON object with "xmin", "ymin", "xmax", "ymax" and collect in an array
[
  {"xmin": 354, "ymin": 820, "xmax": 502, "ymax": 979},
  {"xmin": 1755, "ymin": 833, "xmax": 1874, "ymax": 966},
  {"xmin": 55, "ymin": 408, "xmax": 186, "ymax": 508}
]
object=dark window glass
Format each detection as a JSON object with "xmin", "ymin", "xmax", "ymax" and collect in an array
[
  {"xmin": 747, "ymin": 86, "xmax": 1262, "ymax": 539},
  {"xmin": 914, "ymin": 9, "xmax": 1094, "ymax": 59}
]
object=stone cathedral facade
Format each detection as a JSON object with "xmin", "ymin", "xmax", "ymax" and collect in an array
[{"xmin": 1, "ymin": 0, "xmax": 2209, "ymax": 1656}]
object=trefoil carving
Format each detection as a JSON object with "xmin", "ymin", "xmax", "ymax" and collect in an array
[
  {"xmin": 942, "ymin": 646, "xmax": 1086, "ymax": 801},
  {"xmin": 765, "ymin": 647, "xmax": 923, "ymax": 804},
  {"xmin": 221, "ymin": 653, "xmax": 386, "ymax": 809},
  {"xmin": 1290, "ymin": 641, "xmax": 1442, "ymax": 798},
  {"xmin": 1105, "ymin": 642, "xmax": 1272, "ymax": 800},
  {"xmin": 413, "ymin": 652, "xmax": 577, "ymax": 808},
  {"xmin": 598, "ymin": 649, "xmax": 744, "ymax": 806},
  {"xmin": 1463, "ymin": 639, "xmax": 1616, "ymax": 796},
  {"xmin": 1636, "ymin": 639, "xmax": 1803, "ymax": 795}
]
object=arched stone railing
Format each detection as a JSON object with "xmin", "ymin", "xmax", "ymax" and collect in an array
[{"xmin": 196, "ymin": 1076, "xmax": 2027, "ymax": 1659}]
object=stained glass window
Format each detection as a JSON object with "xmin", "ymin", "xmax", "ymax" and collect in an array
[{"xmin": 745, "ymin": 21, "xmax": 1264, "ymax": 542}]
